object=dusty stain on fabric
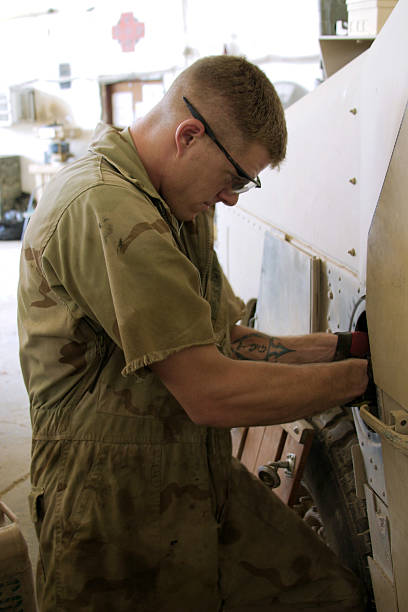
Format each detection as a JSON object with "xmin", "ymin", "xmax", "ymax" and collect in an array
[
  {"xmin": 160, "ymin": 483, "xmax": 210, "ymax": 514},
  {"xmin": 59, "ymin": 341, "xmax": 87, "ymax": 373},
  {"xmin": 112, "ymin": 388, "xmax": 138, "ymax": 415},
  {"xmin": 160, "ymin": 413, "xmax": 188, "ymax": 442},
  {"xmin": 117, "ymin": 219, "xmax": 169, "ymax": 254},
  {"xmin": 239, "ymin": 560, "xmax": 285, "ymax": 590},
  {"xmin": 98, "ymin": 217, "xmax": 114, "ymax": 243},
  {"xmin": 291, "ymin": 555, "xmax": 312, "ymax": 580},
  {"xmin": 219, "ymin": 519, "xmax": 242, "ymax": 546}
]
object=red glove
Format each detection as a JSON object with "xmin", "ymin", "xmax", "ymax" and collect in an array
[
  {"xmin": 350, "ymin": 331, "xmax": 370, "ymax": 357},
  {"xmin": 334, "ymin": 331, "xmax": 370, "ymax": 360}
]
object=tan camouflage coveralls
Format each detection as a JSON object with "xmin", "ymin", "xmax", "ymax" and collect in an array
[{"xmin": 18, "ymin": 124, "xmax": 364, "ymax": 611}]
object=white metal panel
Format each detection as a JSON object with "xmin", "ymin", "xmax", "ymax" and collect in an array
[
  {"xmin": 215, "ymin": 205, "xmax": 281, "ymax": 304},
  {"xmin": 254, "ymin": 232, "xmax": 319, "ymax": 335},
  {"xmin": 232, "ymin": 0, "xmax": 408, "ymax": 287},
  {"xmin": 321, "ymin": 260, "xmax": 364, "ymax": 333},
  {"xmin": 364, "ymin": 484, "xmax": 393, "ymax": 581},
  {"xmin": 237, "ymin": 53, "xmax": 365, "ymax": 274}
]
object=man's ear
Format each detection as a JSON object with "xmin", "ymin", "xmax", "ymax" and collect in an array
[{"xmin": 175, "ymin": 119, "xmax": 205, "ymax": 156}]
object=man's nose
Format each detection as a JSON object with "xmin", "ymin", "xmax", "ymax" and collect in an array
[{"xmin": 217, "ymin": 189, "xmax": 239, "ymax": 207}]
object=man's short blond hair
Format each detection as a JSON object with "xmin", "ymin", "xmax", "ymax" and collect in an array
[{"xmin": 167, "ymin": 55, "xmax": 287, "ymax": 168}]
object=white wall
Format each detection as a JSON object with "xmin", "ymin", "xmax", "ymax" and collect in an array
[{"xmin": 0, "ymin": 0, "xmax": 322, "ymax": 193}]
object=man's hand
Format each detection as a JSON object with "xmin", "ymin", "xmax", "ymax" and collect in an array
[
  {"xmin": 346, "ymin": 357, "xmax": 370, "ymax": 397},
  {"xmin": 345, "ymin": 357, "xmax": 375, "ymax": 406}
]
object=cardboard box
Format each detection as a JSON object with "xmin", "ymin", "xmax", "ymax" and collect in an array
[{"xmin": 0, "ymin": 502, "xmax": 37, "ymax": 611}]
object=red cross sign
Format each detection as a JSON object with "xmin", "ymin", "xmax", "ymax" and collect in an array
[{"xmin": 112, "ymin": 13, "xmax": 145, "ymax": 52}]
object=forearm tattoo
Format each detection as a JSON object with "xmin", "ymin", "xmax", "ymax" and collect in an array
[{"xmin": 231, "ymin": 333, "xmax": 295, "ymax": 362}]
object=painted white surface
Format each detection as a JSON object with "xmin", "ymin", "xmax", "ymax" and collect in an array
[
  {"xmin": 0, "ymin": 0, "xmax": 322, "ymax": 192},
  {"xmin": 217, "ymin": 0, "xmax": 407, "ymax": 302},
  {"xmin": 240, "ymin": 56, "xmax": 364, "ymax": 271}
]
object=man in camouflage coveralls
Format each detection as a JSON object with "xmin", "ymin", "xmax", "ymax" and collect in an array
[{"xmin": 18, "ymin": 56, "xmax": 368, "ymax": 611}]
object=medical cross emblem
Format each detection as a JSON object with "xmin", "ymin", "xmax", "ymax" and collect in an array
[{"xmin": 112, "ymin": 13, "xmax": 145, "ymax": 52}]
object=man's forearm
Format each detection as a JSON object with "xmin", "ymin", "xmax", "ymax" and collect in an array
[
  {"xmin": 230, "ymin": 325, "xmax": 337, "ymax": 364},
  {"xmin": 151, "ymin": 343, "xmax": 369, "ymax": 428},
  {"xmin": 208, "ymin": 357, "xmax": 367, "ymax": 427}
]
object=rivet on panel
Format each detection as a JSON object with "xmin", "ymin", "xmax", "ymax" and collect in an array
[
  {"xmin": 348, "ymin": 248, "xmax": 356, "ymax": 256},
  {"xmin": 349, "ymin": 177, "xmax": 357, "ymax": 185},
  {"xmin": 349, "ymin": 108, "xmax": 357, "ymax": 115}
]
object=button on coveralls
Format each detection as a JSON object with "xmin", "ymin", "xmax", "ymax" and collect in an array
[{"xmin": 17, "ymin": 124, "xmax": 364, "ymax": 611}]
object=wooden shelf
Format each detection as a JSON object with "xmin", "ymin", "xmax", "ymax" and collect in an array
[{"xmin": 319, "ymin": 36, "xmax": 375, "ymax": 78}]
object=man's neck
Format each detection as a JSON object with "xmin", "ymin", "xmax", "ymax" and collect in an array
[{"xmin": 129, "ymin": 117, "xmax": 165, "ymax": 193}]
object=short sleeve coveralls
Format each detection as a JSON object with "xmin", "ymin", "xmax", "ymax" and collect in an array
[{"xmin": 18, "ymin": 124, "xmax": 363, "ymax": 612}]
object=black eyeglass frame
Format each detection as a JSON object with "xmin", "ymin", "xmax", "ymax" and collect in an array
[{"xmin": 182, "ymin": 96, "xmax": 261, "ymax": 193}]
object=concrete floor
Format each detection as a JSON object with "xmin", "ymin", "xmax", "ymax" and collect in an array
[{"xmin": 0, "ymin": 240, "xmax": 38, "ymax": 572}]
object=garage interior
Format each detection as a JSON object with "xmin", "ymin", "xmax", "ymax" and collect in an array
[{"xmin": 1, "ymin": 1, "xmax": 407, "ymax": 611}]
